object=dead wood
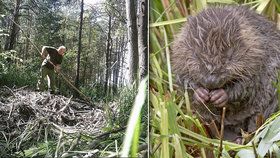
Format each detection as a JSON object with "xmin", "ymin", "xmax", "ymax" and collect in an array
[{"xmin": 0, "ymin": 86, "xmax": 110, "ymax": 139}]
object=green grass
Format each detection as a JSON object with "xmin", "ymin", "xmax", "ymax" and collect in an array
[{"xmin": 149, "ymin": 0, "xmax": 280, "ymax": 157}]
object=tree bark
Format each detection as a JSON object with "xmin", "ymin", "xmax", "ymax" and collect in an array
[
  {"xmin": 112, "ymin": 38, "xmax": 119, "ymax": 94},
  {"xmin": 104, "ymin": 15, "xmax": 112, "ymax": 95},
  {"xmin": 5, "ymin": 0, "xmax": 21, "ymax": 50},
  {"xmin": 120, "ymin": 35, "xmax": 127, "ymax": 87},
  {"xmin": 75, "ymin": 0, "xmax": 84, "ymax": 91},
  {"xmin": 24, "ymin": 8, "xmax": 31, "ymax": 61},
  {"xmin": 83, "ymin": 21, "xmax": 92, "ymax": 85},
  {"xmin": 138, "ymin": 0, "xmax": 148, "ymax": 80},
  {"xmin": 108, "ymin": 37, "xmax": 113, "ymax": 95},
  {"xmin": 125, "ymin": 0, "xmax": 139, "ymax": 86}
]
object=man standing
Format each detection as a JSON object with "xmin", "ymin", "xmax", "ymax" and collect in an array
[{"xmin": 37, "ymin": 46, "xmax": 66, "ymax": 94}]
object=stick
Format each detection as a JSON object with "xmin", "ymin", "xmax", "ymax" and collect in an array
[
  {"xmin": 218, "ymin": 107, "xmax": 226, "ymax": 158},
  {"xmin": 57, "ymin": 96, "xmax": 73, "ymax": 113},
  {"xmin": 252, "ymin": 141, "xmax": 258, "ymax": 158}
]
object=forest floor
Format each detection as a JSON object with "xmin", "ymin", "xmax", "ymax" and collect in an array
[
  {"xmin": 0, "ymin": 86, "xmax": 119, "ymax": 157},
  {"xmin": 0, "ymin": 86, "xmax": 110, "ymax": 135}
]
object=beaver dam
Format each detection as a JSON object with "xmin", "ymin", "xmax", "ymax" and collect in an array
[{"xmin": 0, "ymin": 86, "xmax": 124, "ymax": 157}]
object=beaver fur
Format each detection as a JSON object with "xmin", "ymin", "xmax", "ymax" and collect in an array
[{"xmin": 171, "ymin": 6, "xmax": 280, "ymax": 141}]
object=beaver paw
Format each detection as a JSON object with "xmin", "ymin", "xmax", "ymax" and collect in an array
[
  {"xmin": 210, "ymin": 89, "xmax": 228, "ymax": 108},
  {"xmin": 193, "ymin": 87, "xmax": 210, "ymax": 105}
]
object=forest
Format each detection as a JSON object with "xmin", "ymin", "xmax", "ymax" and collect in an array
[{"xmin": 0, "ymin": 0, "xmax": 148, "ymax": 157}]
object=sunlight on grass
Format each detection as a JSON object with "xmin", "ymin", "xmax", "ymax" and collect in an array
[{"xmin": 121, "ymin": 77, "xmax": 147, "ymax": 157}]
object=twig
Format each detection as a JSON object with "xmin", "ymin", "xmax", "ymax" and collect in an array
[
  {"xmin": 67, "ymin": 132, "xmax": 81, "ymax": 152},
  {"xmin": 51, "ymin": 122, "xmax": 77, "ymax": 134},
  {"xmin": 57, "ymin": 96, "xmax": 73, "ymax": 113},
  {"xmin": 7, "ymin": 103, "xmax": 15, "ymax": 119},
  {"xmin": 14, "ymin": 86, "xmax": 28, "ymax": 92},
  {"xmin": 92, "ymin": 126, "xmax": 127, "ymax": 140},
  {"xmin": 252, "ymin": 141, "xmax": 258, "ymax": 158},
  {"xmin": 88, "ymin": 126, "xmax": 127, "ymax": 148},
  {"xmin": 189, "ymin": 86, "xmax": 218, "ymax": 116},
  {"xmin": 218, "ymin": 107, "xmax": 226, "ymax": 158},
  {"xmin": 208, "ymin": 120, "xmax": 220, "ymax": 138},
  {"xmin": 55, "ymin": 130, "xmax": 63, "ymax": 158},
  {"xmin": 3, "ymin": 85, "xmax": 16, "ymax": 97},
  {"xmin": 151, "ymin": 142, "xmax": 162, "ymax": 156}
]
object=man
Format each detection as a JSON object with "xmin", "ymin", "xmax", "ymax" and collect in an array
[{"xmin": 37, "ymin": 45, "xmax": 66, "ymax": 94}]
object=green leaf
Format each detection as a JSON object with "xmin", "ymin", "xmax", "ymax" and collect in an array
[
  {"xmin": 150, "ymin": 18, "xmax": 187, "ymax": 27},
  {"xmin": 236, "ymin": 149, "xmax": 255, "ymax": 158},
  {"xmin": 272, "ymin": 144, "xmax": 280, "ymax": 158},
  {"xmin": 256, "ymin": 0, "xmax": 270, "ymax": 14},
  {"xmin": 195, "ymin": 0, "xmax": 207, "ymax": 12},
  {"xmin": 269, "ymin": 132, "xmax": 280, "ymax": 142},
  {"xmin": 167, "ymin": 102, "xmax": 180, "ymax": 134},
  {"xmin": 131, "ymin": 115, "xmax": 141, "ymax": 157},
  {"xmin": 256, "ymin": 117, "xmax": 280, "ymax": 157},
  {"xmin": 258, "ymin": 140, "xmax": 273, "ymax": 157},
  {"xmin": 120, "ymin": 78, "xmax": 147, "ymax": 157},
  {"xmin": 221, "ymin": 148, "xmax": 232, "ymax": 158},
  {"xmin": 251, "ymin": 126, "xmax": 268, "ymax": 147},
  {"xmin": 263, "ymin": 117, "xmax": 280, "ymax": 141},
  {"xmin": 173, "ymin": 134, "xmax": 183, "ymax": 158}
]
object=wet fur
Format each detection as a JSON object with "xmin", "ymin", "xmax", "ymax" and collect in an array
[{"xmin": 171, "ymin": 6, "xmax": 280, "ymax": 140}]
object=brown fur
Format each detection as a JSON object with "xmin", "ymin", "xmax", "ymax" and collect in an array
[{"xmin": 171, "ymin": 6, "xmax": 280, "ymax": 140}]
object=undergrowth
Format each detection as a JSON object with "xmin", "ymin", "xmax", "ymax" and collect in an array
[{"xmin": 0, "ymin": 51, "xmax": 39, "ymax": 88}]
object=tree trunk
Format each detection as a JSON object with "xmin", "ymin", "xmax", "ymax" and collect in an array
[
  {"xmin": 104, "ymin": 15, "xmax": 112, "ymax": 95},
  {"xmin": 82, "ymin": 52, "xmax": 88, "ymax": 84},
  {"xmin": 24, "ymin": 8, "xmax": 31, "ymax": 61},
  {"xmin": 108, "ymin": 37, "xmax": 113, "ymax": 95},
  {"xmin": 5, "ymin": 0, "xmax": 21, "ymax": 50},
  {"xmin": 75, "ymin": 0, "xmax": 84, "ymax": 91},
  {"xmin": 112, "ymin": 38, "xmax": 119, "ymax": 94},
  {"xmin": 120, "ymin": 35, "xmax": 127, "ymax": 87},
  {"xmin": 125, "ymin": 0, "xmax": 139, "ymax": 86},
  {"xmin": 138, "ymin": 0, "xmax": 148, "ymax": 80},
  {"xmin": 82, "ymin": 22, "xmax": 92, "ymax": 85}
]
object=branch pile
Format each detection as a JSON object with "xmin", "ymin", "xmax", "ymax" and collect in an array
[{"xmin": 0, "ymin": 86, "xmax": 106, "ymax": 137}]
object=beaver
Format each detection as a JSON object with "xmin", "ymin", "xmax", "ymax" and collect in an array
[{"xmin": 171, "ymin": 6, "xmax": 280, "ymax": 141}]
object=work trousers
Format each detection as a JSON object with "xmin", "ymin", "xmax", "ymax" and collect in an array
[{"xmin": 37, "ymin": 66, "xmax": 56, "ymax": 92}]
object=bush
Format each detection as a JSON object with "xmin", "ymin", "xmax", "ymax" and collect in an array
[
  {"xmin": 80, "ymin": 83, "xmax": 106, "ymax": 102},
  {"xmin": 0, "ymin": 52, "xmax": 39, "ymax": 88}
]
